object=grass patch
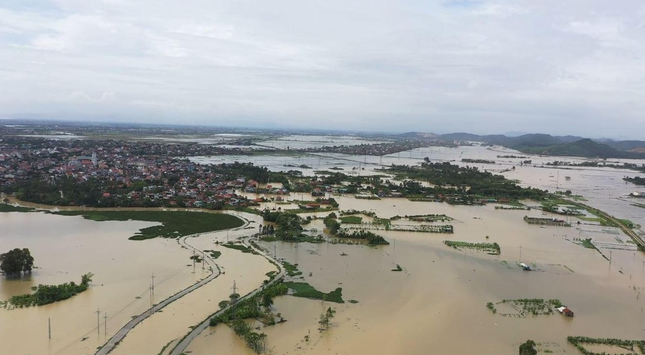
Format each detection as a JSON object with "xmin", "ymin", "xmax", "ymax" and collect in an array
[
  {"xmin": 619, "ymin": 218, "xmax": 635, "ymax": 228},
  {"xmin": 204, "ymin": 250, "xmax": 221, "ymax": 259},
  {"xmin": 340, "ymin": 216, "xmax": 363, "ymax": 224},
  {"xmin": 222, "ymin": 243, "xmax": 254, "ymax": 254},
  {"xmin": 284, "ymin": 282, "xmax": 344, "ymax": 303},
  {"xmin": 283, "ymin": 261, "xmax": 303, "ymax": 277},
  {"xmin": 576, "ymin": 216, "xmax": 602, "ymax": 223},
  {"xmin": 581, "ymin": 238, "xmax": 596, "ymax": 249},
  {"xmin": 0, "ymin": 204, "xmax": 35, "ymax": 213},
  {"xmin": 53, "ymin": 210, "xmax": 244, "ymax": 240}
]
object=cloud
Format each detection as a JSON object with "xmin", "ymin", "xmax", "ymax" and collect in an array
[{"xmin": 0, "ymin": 0, "xmax": 643, "ymax": 138}]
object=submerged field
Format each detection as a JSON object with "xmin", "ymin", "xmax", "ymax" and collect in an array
[{"xmin": 53, "ymin": 210, "xmax": 245, "ymax": 240}]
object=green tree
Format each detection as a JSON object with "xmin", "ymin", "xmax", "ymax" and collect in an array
[
  {"xmin": 519, "ymin": 340, "xmax": 537, "ymax": 355},
  {"xmin": 0, "ymin": 248, "xmax": 34, "ymax": 277}
]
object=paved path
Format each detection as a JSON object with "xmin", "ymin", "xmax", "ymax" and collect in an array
[
  {"xmin": 168, "ymin": 238, "xmax": 285, "ymax": 355},
  {"xmin": 95, "ymin": 218, "xmax": 250, "ymax": 355}
]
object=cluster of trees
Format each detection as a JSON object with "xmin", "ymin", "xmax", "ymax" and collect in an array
[
  {"xmin": 0, "ymin": 248, "xmax": 34, "ymax": 277},
  {"xmin": 624, "ymin": 176, "xmax": 645, "ymax": 186},
  {"xmin": 336, "ymin": 230, "xmax": 390, "ymax": 245},
  {"xmin": 230, "ymin": 320, "xmax": 267, "ymax": 353},
  {"xmin": 211, "ymin": 162, "xmax": 270, "ymax": 184},
  {"xmin": 8, "ymin": 273, "xmax": 93, "ymax": 307},
  {"xmin": 519, "ymin": 340, "xmax": 537, "ymax": 355},
  {"xmin": 258, "ymin": 224, "xmax": 275, "ymax": 235},
  {"xmin": 323, "ymin": 213, "xmax": 341, "ymax": 234},
  {"xmin": 322, "ymin": 213, "xmax": 389, "ymax": 245},
  {"xmin": 386, "ymin": 163, "xmax": 547, "ymax": 200},
  {"xmin": 12, "ymin": 177, "xmax": 104, "ymax": 206},
  {"xmin": 262, "ymin": 210, "xmax": 304, "ymax": 241},
  {"xmin": 210, "ymin": 282, "xmax": 289, "ymax": 354},
  {"xmin": 319, "ymin": 307, "xmax": 336, "ymax": 330}
]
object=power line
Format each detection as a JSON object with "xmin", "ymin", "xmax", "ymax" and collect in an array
[{"xmin": 95, "ymin": 309, "xmax": 101, "ymax": 335}]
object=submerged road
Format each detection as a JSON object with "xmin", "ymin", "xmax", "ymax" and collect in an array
[
  {"xmin": 168, "ymin": 238, "xmax": 285, "ymax": 355},
  {"xmin": 95, "ymin": 217, "xmax": 250, "ymax": 355}
]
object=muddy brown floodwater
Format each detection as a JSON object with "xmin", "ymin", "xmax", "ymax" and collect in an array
[
  {"xmin": 186, "ymin": 196, "xmax": 645, "ymax": 355},
  {"xmin": 0, "ymin": 211, "xmax": 204, "ymax": 355}
]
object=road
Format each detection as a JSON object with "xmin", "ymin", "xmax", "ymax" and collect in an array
[
  {"xmin": 95, "ymin": 217, "xmax": 251, "ymax": 355},
  {"xmin": 168, "ymin": 238, "xmax": 285, "ymax": 355},
  {"xmin": 578, "ymin": 202, "xmax": 645, "ymax": 248}
]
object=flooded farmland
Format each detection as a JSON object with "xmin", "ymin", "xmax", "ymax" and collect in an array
[
  {"xmin": 185, "ymin": 196, "xmax": 645, "ymax": 355},
  {"xmin": 3, "ymin": 143, "xmax": 645, "ymax": 355}
]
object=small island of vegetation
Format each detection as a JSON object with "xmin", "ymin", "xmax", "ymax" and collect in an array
[
  {"xmin": 0, "ymin": 248, "xmax": 34, "ymax": 277},
  {"xmin": 5, "ymin": 273, "xmax": 94, "ymax": 308}
]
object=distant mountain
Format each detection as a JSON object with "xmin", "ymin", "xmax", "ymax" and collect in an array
[
  {"xmin": 439, "ymin": 132, "xmax": 486, "ymax": 141},
  {"xmin": 523, "ymin": 139, "xmax": 634, "ymax": 158},
  {"xmin": 502, "ymin": 131, "xmax": 530, "ymax": 137},
  {"xmin": 438, "ymin": 133, "xmax": 645, "ymax": 159},
  {"xmin": 603, "ymin": 140, "xmax": 645, "ymax": 152}
]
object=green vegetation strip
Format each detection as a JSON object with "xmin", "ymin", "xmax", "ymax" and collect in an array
[
  {"xmin": 210, "ymin": 282, "xmax": 289, "ymax": 354},
  {"xmin": 444, "ymin": 240, "xmax": 500, "ymax": 255},
  {"xmin": 282, "ymin": 261, "xmax": 302, "ymax": 277},
  {"xmin": 336, "ymin": 230, "xmax": 390, "ymax": 245},
  {"xmin": 5, "ymin": 273, "xmax": 93, "ymax": 308},
  {"xmin": 204, "ymin": 250, "xmax": 221, "ymax": 259},
  {"xmin": 53, "ymin": 210, "xmax": 244, "ymax": 240},
  {"xmin": 567, "ymin": 336, "xmax": 645, "ymax": 355},
  {"xmin": 283, "ymin": 282, "xmax": 344, "ymax": 303},
  {"xmin": 340, "ymin": 216, "xmax": 363, "ymax": 224},
  {"xmin": 631, "ymin": 202, "xmax": 645, "ymax": 209},
  {"xmin": 0, "ymin": 204, "xmax": 35, "ymax": 213},
  {"xmin": 221, "ymin": 243, "xmax": 255, "ymax": 254}
]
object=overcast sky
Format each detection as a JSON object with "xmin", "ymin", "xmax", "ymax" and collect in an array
[{"xmin": 1, "ymin": 1, "xmax": 644, "ymax": 138}]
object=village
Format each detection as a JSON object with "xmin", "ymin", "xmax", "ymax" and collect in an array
[{"xmin": 0, "ymin": 137, "xmax": 275, "ymax": 209}]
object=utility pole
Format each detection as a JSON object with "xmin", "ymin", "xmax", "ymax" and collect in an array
[
  {"xmin": 192, "ymin": 249, "xmax": 196, "ymax": 273},
  {"xmin": 48, "ymin": 318, "xmax": 51, "ymax": 340},
  {"xmin": 95, "ymin": 309, "xmax": 101, "ymax": 335},
  {"xmin": 151, "ymin": 273, "xmax": 155, "ymax": 296},
  {"xmin": 104, "ymin": 313, "xmax": 108, "ymax": 335},
  {"xmin": 231, "ymin": 280, "xmax": 238, "ymax": 303}
]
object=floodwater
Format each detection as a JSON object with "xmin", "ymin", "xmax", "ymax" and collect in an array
[
  {"xmin": 186, "ymin": 196, "xmax": 645, "ymax": 355},
  {"xmin": 192, "ymin": 143, "xmax": 645, "ymax": 231},
  {"xmin": 4, "ymin": 142, "xmax": 645, "ymax": 354},
  {"xmin": 257, "ymin": 135, "xmax": 391, "ymax": 150},
  {"xmin": 185, "ymin": 142, "xmax": 645, "ymax": 354},
  {"xmin": 0, "ymin": 211, "xmax": 207, "ymax": 355}
]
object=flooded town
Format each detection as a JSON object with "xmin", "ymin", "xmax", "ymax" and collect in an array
[{"xmin": 2, "ymin": 122, "xmax": 645, "ymax": 355}]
